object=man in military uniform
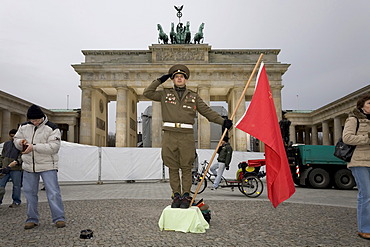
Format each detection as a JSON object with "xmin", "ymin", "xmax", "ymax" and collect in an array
[{"xmin": 143, "ymin": 64, "xmax": 233, "ymax": 208}]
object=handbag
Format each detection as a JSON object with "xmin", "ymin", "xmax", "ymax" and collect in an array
[
  {"xmin": 334, "ymin": 118, "xmax": 359, "ymax": 162},
  {"xmin": 334, "ymin": 138, "xmax": 356, "ymax": 162}
]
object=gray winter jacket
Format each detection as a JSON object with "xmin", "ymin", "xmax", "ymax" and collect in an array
[
  {"xmin": 13, "ymin": 117, "xmax": 61, "ymax": 173},
  {"xmin": 342, "ymin": 108, "xmax": 370, "ymax": 168}
]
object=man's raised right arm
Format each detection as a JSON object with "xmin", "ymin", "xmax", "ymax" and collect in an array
[{"xmin": 143, "ymin": 74, "xmax": 171, "ymax": 101}]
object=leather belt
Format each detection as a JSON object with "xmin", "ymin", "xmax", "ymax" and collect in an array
[{"xmin": 163, "ymin": 122, "xmax": 193, "ymax": 129}]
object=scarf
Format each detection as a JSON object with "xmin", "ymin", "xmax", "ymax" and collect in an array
[{"xmin": 174, "ymin": 85, "xmax": 186, "ymax": 99}]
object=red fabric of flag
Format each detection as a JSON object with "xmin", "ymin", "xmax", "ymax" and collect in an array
[{"xmin": 235, "ymin": 62, "xmax": 295, "ymax": 208}]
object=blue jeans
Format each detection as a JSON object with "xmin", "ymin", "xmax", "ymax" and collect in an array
[
  {"xmin": 0, "ymin": 170, "xmax": 22, "ymax": 205},
  {"xmin": 23, "ymin": 170, "xmax": 65, "ymax": 224},
  {"xmin": 350, "ymin": 167, "xmax": 370, "ymax": 233},
  {"xmin": 210, "ymin": 162, "xmax": 226, "ymax": 188}
]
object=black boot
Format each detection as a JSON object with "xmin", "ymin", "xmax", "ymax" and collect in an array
[
  {"xmin": 180, "ymin": 193, "xmax": 192, "ymax": 209},
  {"xmin": 171, "ymin": 193, "xmax": 181, "ymax": 208}
]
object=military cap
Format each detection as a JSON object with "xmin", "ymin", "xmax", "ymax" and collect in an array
[{"xmin": 169, "ymin": 64, "xmax": 190, "ymax": 79}]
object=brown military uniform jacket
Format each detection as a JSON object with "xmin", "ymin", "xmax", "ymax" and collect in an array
[{"xmin": 143, "ymin": 79, "xmax": 225, "ymax": 133}]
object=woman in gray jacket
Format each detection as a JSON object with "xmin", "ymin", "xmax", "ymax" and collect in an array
[
  {"xmin": 343, "ymin": 94, "xmax": 370, "ymax": 240},
  {"xmin": 14, "ymin": 105, "xmax": 65, "ymax": 230}
]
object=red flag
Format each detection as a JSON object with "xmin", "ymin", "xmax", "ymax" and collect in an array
[{"xmin": 235, "ymin": 62, "xmax": 295, "ymax": 208}]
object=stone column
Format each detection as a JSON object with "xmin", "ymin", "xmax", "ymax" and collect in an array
[
  {"xmin": 198, "ymin": 87, "xmax": 211, "ymax": 149},
  {"xmin": 151, "ymin": 101, "xmax": 162, "ymax": 148},
  {"xmin": 68, "ymin": 124, "xmax": 75, "ymax": 143},
  {"xmin": 231, "ymin": 87, "xmax": 247, "ymax": 151},
  {"xmin": 333, "ymin": 117, "xmax": 342, "ymax": 144},
  {"xmin": 322, "ymin": 121, "xmax": 330, "ymax": 145},
  {"xmin": 271, "ymin": 85, "xmax": 283, "ymax": 120},
  {"xmin": 1, "ymin": 109, "xmax": 11, "ymax": 142},
  {"xmin": 297, "ymin": 129, "xmax": 304, "ymax": 143},
  {"xmin": 289, "ymin": 124, "xmax": 296, "ymax": 144},
  {"xmin": 79, "ymin": 86, "xmax": 93, "ymax": 145},
  {"xmin": 116, "ymin": 87, "xmax": 128, "ymax": 147},
  {"xmin": 311, "ymin": 125, "xmax": 318, "ymax": 145},
  {"xmin": 20, "ymin": 115, "xmax": 27, "ymax": 124},
  {"xmin": 304, "ymin": 127, "xmax": 311, "ymax": 144}
]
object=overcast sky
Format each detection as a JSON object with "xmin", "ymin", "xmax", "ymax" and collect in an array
[{"xmin": 1, "ymin": 0, "xmax": 369, "ymax": 132}]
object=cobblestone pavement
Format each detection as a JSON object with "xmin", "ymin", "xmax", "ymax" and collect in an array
[{"xmin": 1, "ymin": 181, "xmax": 368, "ymax": 246}]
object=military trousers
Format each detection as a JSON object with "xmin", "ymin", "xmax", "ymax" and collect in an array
[{"xmin": 162, "ymin": 130, "xmax": 196, "ymax": 195}]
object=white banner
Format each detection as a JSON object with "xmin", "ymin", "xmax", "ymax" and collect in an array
[{"xmin": 58, "ymin": 142, "xmax": 99, "ymax": 181}]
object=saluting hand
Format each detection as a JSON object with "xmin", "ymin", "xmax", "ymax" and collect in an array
[{"xmin": 158, "ymin": 73, "xmax": 172, "ymax": 83}]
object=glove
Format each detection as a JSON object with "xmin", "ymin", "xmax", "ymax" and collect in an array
[
  {"xmin": 0, "ymin": 166, "xmax": 11, "ymax": 174},
  {"xmin": 158, "ymin": 74, "xmax": 172, "ymax": 83},
  {"xmin": 223, "ymin": 119, "xmax": 233, "ymax": 129},
  {"xmin": 226, "ymin": 166, "xmax": 230, "ymax": 171}
]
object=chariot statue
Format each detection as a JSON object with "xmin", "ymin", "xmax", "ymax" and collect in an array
[{"xmin": 156, "ymin": 5, "xmax": 205, "ymax": 45}]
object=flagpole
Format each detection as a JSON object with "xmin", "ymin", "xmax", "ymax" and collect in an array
[{"xmin": 190, "ymin": 53, "xmax": 264, "ymax": 206}]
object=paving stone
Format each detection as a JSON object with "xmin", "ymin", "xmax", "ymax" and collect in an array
[{"xmin": 1, "ymin": 181, "xmax": 366, "ymax": 246}]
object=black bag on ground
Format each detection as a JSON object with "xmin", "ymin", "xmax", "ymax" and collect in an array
[
  {"xmin": 202, "ymin": 211, "xmax": 211, "ymax": 223},
  {"xmin": 334, "ymin": 138, "xmax": 356, "ymax": 162}
]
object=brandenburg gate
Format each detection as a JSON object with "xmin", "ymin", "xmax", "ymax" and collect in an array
[{"xmin": 72, "ymin": 44, "xmax": 289, "ymax": 151}]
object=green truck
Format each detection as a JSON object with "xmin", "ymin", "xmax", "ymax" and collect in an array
[{"xmin": 287, "ymin": 145, "xmax": 356, "ymax": 189}]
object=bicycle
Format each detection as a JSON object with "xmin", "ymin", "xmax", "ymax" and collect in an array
[
  {"xmin": 191, "ymin": 159, "xmax": 266, "ymax": 198},
  {"xmin": 191, "ymin": 160, "xmax": 227, "ymax": 194}
]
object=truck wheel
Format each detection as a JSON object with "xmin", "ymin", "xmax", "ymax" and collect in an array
[
  {"xmin": 308, "ymin": 168, "xmax": 330, "ymax": 189},
  {"xmin": 334, "ymin": 169, "xmax": 356, "ymax": 190}
]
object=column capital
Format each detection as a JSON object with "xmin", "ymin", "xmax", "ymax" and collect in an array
[
  {"xmin": 232, "ymin": 85, "xmax": 244, "ymax": 90},
  {"xmin": 270, "ymin": 85, "xmax": 284, "ymax": 90},
  {"xmin": 198, "ymin": 85, "xmax": 211, "ymax": 90},
  {"xmin": 116, "ymin": 86, "xmax": 129, "ymax": 90},
  {"xmin": 79, "ymin": 85, "xmax": 92, "ymax": 90}
]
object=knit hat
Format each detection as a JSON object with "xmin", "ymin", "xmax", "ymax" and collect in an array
[{"xmin": 27, "ymin": 104, "xmax": 45, "ymax": 119}]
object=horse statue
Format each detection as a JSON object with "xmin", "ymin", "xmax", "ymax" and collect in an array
[
  {"xmin": 194, "ymin": 23, "xmax": 205, "ymax": 44},
  {"xmin": 185, "ymin": 21, "xmax": 191, "ymax": 44},
  {"xmin": 170, "ymin": 22, "xmax": 178, "ymax": 44},
  {"xmin": 157, "ymin": 24, "xmax": 169, "ymax": 44}
]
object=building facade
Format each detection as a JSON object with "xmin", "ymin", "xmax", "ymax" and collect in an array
[
  {"xmin": 0, "ymin": 90, "xmax": 79, "ymax": 143},
  {"xmin": 72, "ymin": 44, "xmax": 289, "ymax": 150},
  {"xmin": 284, "ymin": 85, "xmax": 370, "ymax": 145},
  {"xmin": 1, "ymin": 84, "xmax": 368, "ymax": 150}
]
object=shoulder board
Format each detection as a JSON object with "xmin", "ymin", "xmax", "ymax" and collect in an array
[
  {"xmin": 21, "ymin": 121, "xmax": 32, "ymax": 126},
  {"xmin": 45, "ymin": 121, "xmax": 59, "ymax": 130}
]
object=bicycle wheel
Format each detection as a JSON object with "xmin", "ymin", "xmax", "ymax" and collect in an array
[
  {"xmin": 191, "ymin": 173, "xmax": 207, "ymax": 194},
  {"xmin": 240, "ymin": 175, "xmax": 263, "ymax": 198},
  {"xmin": 208, "ymin": 175, "xmax": 227, "ymax": 188}
]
